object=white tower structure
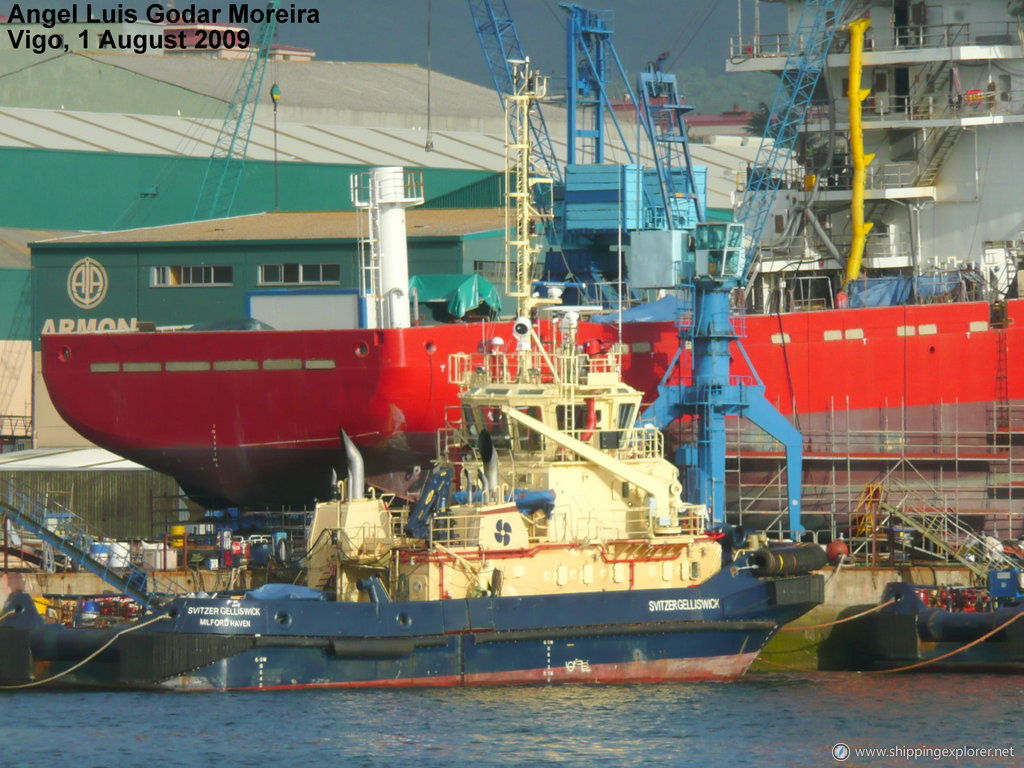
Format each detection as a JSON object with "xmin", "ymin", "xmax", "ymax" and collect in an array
[{"xmin": 351, "ymin": 166, "xmax": 424, "ymax": 329}]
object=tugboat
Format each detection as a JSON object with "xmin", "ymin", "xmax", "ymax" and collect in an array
[
  {"xmin": 0, "ymin": 63, "xmax": 824, "ymax": 691},
  {"xmin": 857, "ymin": 570, "xmax": 1024, "ymax": 672}
]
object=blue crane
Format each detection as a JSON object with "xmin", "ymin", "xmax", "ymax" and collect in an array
[
  {"xmin": 192, "ymin": 1, "xmax": 281, "ymax": 221},
  {"xmin": 469, "ymin": 0, "xmax": 706, "ymax": 305},
  {"xmin": 469, "ymin": 1, "xmax": 805, "ymax": 533},
  {"xmin": 642, "ymin": 1, "xmax": 856, "ymax": 534},
  {"xmin": 735, "ymin": 0, "xmax": 850, "ymax": 278},
  {"xmin": 639, "ymin": 224, "xmax": 805, "ymax": 534},
  {"xmin": 635, "ymin": 66, "xmax": 704, "ymax": 229},
  {"xmin": 468, "ymin": 0, "xmax": 562, "ymax": 185}
]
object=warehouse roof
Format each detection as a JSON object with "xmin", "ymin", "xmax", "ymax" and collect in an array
[
  {"xmin": 0, "ymin": 227, "xmax": 78, "ymax": 267},
  {"xmin": 91, "ymin": 54, "xmax": 507, "ymax": 122},
  {"xmin": 0, "ymin": 104, "xmax": 764, "ymax": 210},
  {"xmin": 34, "ymin": 208, "xmax": 506, "ymax": 247}
]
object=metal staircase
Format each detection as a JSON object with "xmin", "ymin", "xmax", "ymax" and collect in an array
[
  {"xmin": 1, "ymin": 478, "xmax": 181, "ymax": 609},
  {"xmin": 851, "ymin": 465, "xmax": 1017, "ymax": 579},
  {"xmin": 884, "ymin": 496, "xmax": 1017, "ymax": 580},
  {"xmin": 914, "ymin": 59, "xmax": 952, "ymax": 116},
  {"xmin": 916, "ymin": 125, "xmax": 963, "ymax": 186}
]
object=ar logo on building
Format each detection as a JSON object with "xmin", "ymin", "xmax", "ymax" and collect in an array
[{"xmin": 67, "ymin": 257, "xmax": 109, "ymax": 310}]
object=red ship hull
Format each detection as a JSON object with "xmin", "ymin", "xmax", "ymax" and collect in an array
[{"xmin": 41, "ymin": 299, "xmax": 1023, "ymax": 510}]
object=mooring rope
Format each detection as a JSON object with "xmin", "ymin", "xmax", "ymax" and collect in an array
[
  {"xmin": 778, "ymin": 598, "xmax": 897, "ymax": 632},
  {"xmin": 0, "ymin": 612, "xmax": 172, "ymax": 690}
]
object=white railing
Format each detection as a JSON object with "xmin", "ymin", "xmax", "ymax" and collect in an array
[{"xmin": 730, "ymin": 21, "xmax": 1019, "ymax": 60}]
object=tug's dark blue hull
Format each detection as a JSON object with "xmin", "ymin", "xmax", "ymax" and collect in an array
[
  {"xmin": 858, "ymin": 582, "xmax": 1024, "ymax": 673},
  {"xmin": 0, "ymin": 556, "xmax": 823, "ymax": 691}
]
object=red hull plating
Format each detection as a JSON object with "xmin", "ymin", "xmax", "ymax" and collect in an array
[
  {"xmin": 41, "ymin": 300, "xmax": 1024, "ymax": 508},
  {"xmin": 167, "ymin": 652, "xmax": 762, "ymax": 691}
]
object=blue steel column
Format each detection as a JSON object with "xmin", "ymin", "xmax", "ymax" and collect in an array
[
  {"xmin": 641, "ymin": 269, "xmax": 804, "ymax": 534},
  {"xmin": 565, "ymin": 8, "xmax": 578, "ymax": 166},
  {"xmin": 691, "ymin": 278, "xmax": 743, "ymax": 526}
]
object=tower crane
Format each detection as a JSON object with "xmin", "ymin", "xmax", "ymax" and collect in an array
[
  {"xmin": 735, "ymin": 0, "xmax": 851, "ymax": 289},
  {"xmin": 192, "ymin": 0, "xmax": 281, "ymax": 221}
]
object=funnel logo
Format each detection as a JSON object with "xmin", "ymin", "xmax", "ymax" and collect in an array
[
  {"xmin": 67, "ymin": 258, "xmax": 108, "ymax": 310},
  {"xmin": 494, "ymin": 520, "xmax": 512, "ymax": 546}
]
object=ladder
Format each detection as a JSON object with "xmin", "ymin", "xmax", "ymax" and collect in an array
[
  {"xmin": 867, "ymin": 470, "xmax": 1017, "ymax": 579},
  {"xmin": 995, "ymin": 325, "xmax": 1010, "ymax": 431},
  {"xmin": 351, "ymin": 172, "xmax": 384, "ymax": 322},
  {"xmin": 916, "ymin": 125, "xmax": 963, "ymax": 186},
  {"xmin": 1, "ymin": 478, "xmax": 181, "ymax": 610}
]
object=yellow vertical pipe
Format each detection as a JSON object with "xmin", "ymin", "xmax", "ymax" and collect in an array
[{"xmin": 844, "ymin": 17, "xmax": 875, "ymax": 287}]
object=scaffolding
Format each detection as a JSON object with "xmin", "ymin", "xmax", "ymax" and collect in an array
[{"xmin": 717, "ymin": 397, "xmax": 1024, "ymax": 556}]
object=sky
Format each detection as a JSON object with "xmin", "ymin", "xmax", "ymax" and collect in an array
[
  {"xmin": 4, "ymin": 0, "xmax": 786, "ymax": 88},
  {"xmin": 275, "ymin": 0, "xmax": 785, "ymax": 86}
]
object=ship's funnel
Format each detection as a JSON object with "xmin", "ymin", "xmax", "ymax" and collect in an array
[
  {"xmin": 479, "ymin": 430, "xmax": 499, "ymax": 501},
  {"xmin": 340, "ymin": 429, "xmax": 365, "ymax": 501}
]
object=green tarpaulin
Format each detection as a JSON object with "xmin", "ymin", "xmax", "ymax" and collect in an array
[{"xmin": 409, "ymin": 274, "xmax": 503, "ymax": 321}]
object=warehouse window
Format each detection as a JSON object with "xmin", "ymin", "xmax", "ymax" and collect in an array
[
  {"xmin": 259, "ymin": 263, "xmax": 341, "ymax": 285},
  {"xmin": 152, "ymin": 265, "xmax": 233, "ymax": 287}
]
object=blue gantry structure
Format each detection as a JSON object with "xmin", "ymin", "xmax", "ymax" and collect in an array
[{"xmin": 467, "ymin": 0, "xmax": 826, "ymax": 534}]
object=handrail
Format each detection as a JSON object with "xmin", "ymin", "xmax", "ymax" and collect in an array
[
  {"xmin": 0, "ymin": 478, "xmax": 181, "ymax": 610},
  {"xmin": 730, "ymin": 21, "xmax": 1018, "ymax": 59}
]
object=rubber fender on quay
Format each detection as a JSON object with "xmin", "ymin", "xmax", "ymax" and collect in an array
[{"xmin": 748, "ymin": 544, "xmax": 827, "ymax": 576}]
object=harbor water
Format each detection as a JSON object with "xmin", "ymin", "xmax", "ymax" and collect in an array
[{"xmin": 1, "ymin": 673, "xmax": 1019, "ymax": 767}]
